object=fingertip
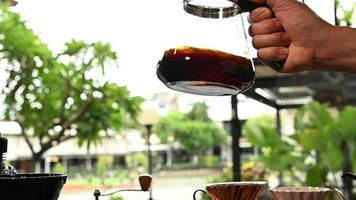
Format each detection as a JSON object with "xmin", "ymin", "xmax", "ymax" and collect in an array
[
  {"xmin": 257, "ymin": 47, "xmax": 289, "ymax": 63},
  {"xmin": 250, "ymin": 7, "xmax": 273, "ymax": 23},
  {"xmin": 277, "ymin": 48, "xmax": 289, "ymax": 59},
  {"xmin": 248, "ymin": 25, "xmax": 254, "ymax": 37}
]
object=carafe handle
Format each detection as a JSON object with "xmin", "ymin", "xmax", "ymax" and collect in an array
[
  {"xmin": 193, "ymin": 189, "xmax": 208, "ymax": 200},
  {"xmin": 259, "ymin": 60, "xmax": 285, "ymax": 73},
  {"xmin": 330, "ymin": 188, "xmax": 346, "ymax": 200},
  {"xmin": 236, "ymin": 1, "xmax": 268, "ymax": 13},
  {"xmin": 270, "ymin": 61, "xmax": 285, "ymax": 72}
]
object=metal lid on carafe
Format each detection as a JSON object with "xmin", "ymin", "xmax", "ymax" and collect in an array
[{"xmin": 183, "ymin": 0, "xmax": 240, "ymax": 19}]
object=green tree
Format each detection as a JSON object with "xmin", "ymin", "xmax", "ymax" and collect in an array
[
  {"xmin": 52, "ymin": 162, "xmax": 66, "ymax": 174},
  {"xmin": 0, "ymin": 0, "xmax": 16, "ymax": 6},
  {"xmin": 336, "ymin": 0, "xmax": 356, "ymax": 26},
  {"xmin": 186, "ymin": 102, "xmax": 211, "ymax": 122},
  {"xmin": 177, "ymin": 121, "xmax": 226, "ymax": 163},
  {"xmin": 154, "ymin": 112, "xmax": 185, "ymax": 144},
  {"xmin": 109, "ymin": 196, "xmax": 124, "ymax": 200},
  {"xmin": 0, "ymin": 5, "xmax": 143, "ymax": 171},
  {"xmin": 155, "ymin": 102, "xmax": 227, "ymax": 165},
  {"xmin": 125, "ymin": 152, "xmax": 148, "ymax": 170},
  {"xmin": 97, "ymin": 155, "xmax": 114, "ymax": 185}
]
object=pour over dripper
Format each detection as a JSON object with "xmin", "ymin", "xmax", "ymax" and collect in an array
[
  {"xmin": 270, "ymin": 186, "xmax": 346, "ymax": 200},
  {"xmin": 193, "ymin": 181, "xmax": 267, "ymax": 200}
]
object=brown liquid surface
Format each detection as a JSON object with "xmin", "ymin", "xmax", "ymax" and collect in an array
[{"xmin": 156, "ymin": 46, "xmax": 255, "ymax": 96}]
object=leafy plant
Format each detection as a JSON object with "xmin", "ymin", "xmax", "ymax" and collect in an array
[
  {"xmin": 336, "ymin": 0, "xmax": 356, "ymax": 26},
  {"xmin": 52, "ymin": 162, "xmax": 66, "ymax": 174},
  {"xmin": 295, "ymin": 103, "xmax": 356, "ymax": 198},
  {"xmin": 241, "ymin": 161, "xmax": 267, "ymax": 181},
  {"xmin": 208, "ymin": 163, "xmax": 233, "ymax": 183},
  {"xmin": 125, "ymin": 152, "xmax": 148, "ymax": 170},
  {"xmin": 109, "ymin": 195, "xmax": 124, "ymax": 200},
  {"xmin": 198, "ymin": 156, "xmax": 220, "ymax": 168},
  {"xmin": 243, "ymin": 115, "xmax": 304, "ymax": 176},
  {"xmin": 96, "ymin": 155, "xmax": 114, "ymax": 185},
  {"xmin": 243, "ymin": 102, "xmax": 355, "ymax": 198},
  {"xmin": 0, "ymin": 4, "xmax": 143, "ymax": 170}
]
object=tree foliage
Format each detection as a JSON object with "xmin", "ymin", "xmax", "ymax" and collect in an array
[
  {"xmin": 243, "ymin": 102, "xmax": 356, "ymax": 190},
  {"xmin": 154, "ymin": 102, "xmax": 227, "ymax": 160},
  {"xmin": 243, "ymin": 115, "xmax": 304, "ymax": 173},
  {"xmin": 186, "ymin": 102, "xmax": 211, "ymax": 122},
  {"xmin": 0, "ymin": 5, "xmax": 143, "ymax": 169},
  {"xmin": 336, "ymin": 0, "xmax": 356, "ymax": 26}
]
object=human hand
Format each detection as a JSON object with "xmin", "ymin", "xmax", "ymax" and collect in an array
[{"xmin": 248, "ymin": 0, "xmax": 334, "ymax": 73}]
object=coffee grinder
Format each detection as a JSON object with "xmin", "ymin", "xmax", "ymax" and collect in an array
[
  {"xmin": 93, "ymin": 174, "xmax": 152, "ymax": 200},
  {"xmin": 0, "ymin": 133, "xmax": 67, "ymax": 200}
]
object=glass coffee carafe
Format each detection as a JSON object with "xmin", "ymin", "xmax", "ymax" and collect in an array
[{"xmin": 156, "ymin": 0, "xmax": 264, "ymax": 96}]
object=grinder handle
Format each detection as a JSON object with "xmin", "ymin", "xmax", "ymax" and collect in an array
[{"xmin": 269, "ymin": 61, "xmax": 285, "ymax": 72}]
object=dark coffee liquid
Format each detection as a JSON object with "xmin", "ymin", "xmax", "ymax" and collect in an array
[{"xmin": 156, "ymin": 46, "xmax": 255, "ymax": 96}]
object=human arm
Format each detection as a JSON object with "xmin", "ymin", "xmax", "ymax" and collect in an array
[{"xmin": 248, "ymin": 0, "xmax": 356, "ymax": 74}]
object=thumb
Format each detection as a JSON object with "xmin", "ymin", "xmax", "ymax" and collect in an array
[
  {"xmin": 268, "ymin": 0, "xmax": 301, "ymax": 12},
  {"xmin": 248, "ymin": 0, "xmax": 267, "ymax": 3}
]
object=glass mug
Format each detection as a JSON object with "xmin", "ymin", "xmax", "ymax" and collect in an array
[
  {"xmin": 156, "ymin": 0, "xmax": 272, "ymax": 96},
  {"xmin": 193, "ymin": 181, "xmax": 267, "ymax": 200}
]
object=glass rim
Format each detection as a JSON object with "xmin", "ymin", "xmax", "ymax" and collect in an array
[
  {"xmin": 205, "ymin": 181, "xmax": 268, "ymax": 187},
  {"xmin": 271, "ymin": 186, "xmax": 331, "ymax": 192},
  {"xmin": 0, "ymin": 173, "xmax": 67, "ymax": 179}
]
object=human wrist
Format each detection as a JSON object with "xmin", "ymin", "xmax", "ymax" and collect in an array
[
  {"xmin": 315, "ymin": 25, "xmax": 356, "ymax": 73},
  {"xmin": 313, "ymin": 24, "xmax": 336, "ymax": 71}
]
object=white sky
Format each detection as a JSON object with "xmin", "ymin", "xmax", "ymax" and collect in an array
[
  {"xmin": 1, "ymin": 0, "xmax": 336, "ymax": 121},
  {"xmin": 13, "ymin": 0, "xmax": 178, "ymax": 98}
]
